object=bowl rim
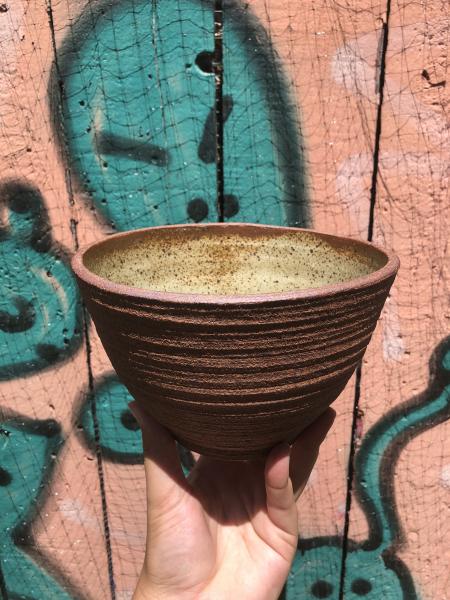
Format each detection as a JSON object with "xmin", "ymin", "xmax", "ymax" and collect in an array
[{"xmin": 71, "ymin": 222, "xmax": 400, "ymax": 305}]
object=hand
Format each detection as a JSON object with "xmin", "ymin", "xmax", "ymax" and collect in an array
[{"xmin": 130, "ymin": 403, "xmax": 335, "ymax": 600}]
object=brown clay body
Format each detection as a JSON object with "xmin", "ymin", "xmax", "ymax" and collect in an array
[{"xmin": 72, "ymin": 223, "xmax": 399, "ymax": 459}]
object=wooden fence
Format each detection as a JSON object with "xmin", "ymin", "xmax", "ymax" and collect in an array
[{"xmin": 0, "ymin": 1, "xmax": 448, "ymax": 598}]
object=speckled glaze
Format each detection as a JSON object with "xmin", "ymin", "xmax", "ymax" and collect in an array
[{"xmin": 72, "ymin": 223, "xmax": 399, "ymax": 459}]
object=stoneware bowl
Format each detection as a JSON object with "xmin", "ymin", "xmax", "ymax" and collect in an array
[{"xmin": 72, "ymin": 223, "xmax": 399, "ymax": 460}]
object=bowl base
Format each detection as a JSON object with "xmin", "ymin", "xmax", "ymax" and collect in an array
[{"xmin": 173, "ymin": 407, "xmax": 330, "ymax": 462}]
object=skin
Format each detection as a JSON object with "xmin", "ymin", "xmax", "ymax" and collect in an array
[{"xmin": 130, "ymin": 402, "xmax": 336, "ymax": 600}]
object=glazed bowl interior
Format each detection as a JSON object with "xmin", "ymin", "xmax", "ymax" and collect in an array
[{"xmin": 82, "ymin": 225, "xmax": 388, "ymax": 296}]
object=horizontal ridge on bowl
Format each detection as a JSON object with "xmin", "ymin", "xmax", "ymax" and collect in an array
[{"xmin": 72, "ymin": 222, "xmax": 399, "ymax": 459}]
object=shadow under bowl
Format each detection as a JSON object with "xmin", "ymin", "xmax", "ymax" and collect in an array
[{"xmin": 72, "ymin": 223, "xmax": 399, "ymax": 460}]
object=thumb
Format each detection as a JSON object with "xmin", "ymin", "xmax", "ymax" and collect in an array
[{"xmin": 129, "ymin": 402, "xmax": 187, "ymax": 507}]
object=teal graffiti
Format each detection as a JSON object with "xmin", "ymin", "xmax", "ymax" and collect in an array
[
  {"xmin": 284, "ymin": 336, "xmax": 450, "ymax": 599},
  {"xmin": 0, "ymin": 181, "xmax": 82, "ymax": 380},
  {"xmin": 222, "ymin": 0, "xmax": 308, "ymax": 226},
  {"xmin": 54, "ymin": 0, "xmax": 308, "ymax": 231},
  {"xmin": 0, "ymin": 418, "xmax": 75, "ymax": 599},
  {"xmin": 79, "ymin": 375, "xmax": 142, "ymax": 464}
]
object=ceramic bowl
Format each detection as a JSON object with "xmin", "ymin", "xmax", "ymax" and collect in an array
[{"xmin": 72, "ymin": 223, "xmax": 399, "ymax": 459}]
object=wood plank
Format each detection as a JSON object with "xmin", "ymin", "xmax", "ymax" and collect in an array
[
  {"xmin": 345, "ymin": 1, "xmax": 450, "ymax": 598},
  {"xmin": 50, "ymin": 0, "xmax": 217, "ymax": 596},
  {"xmin": 0, "ymin": 1, "xmax": 111, "ymax": 597},
  {"xmin": 222, "ymin": 1, "xmax": 388, "ymax": 596},
  {"xmin": 3, "ymin": 2, "xmax": 447, "ymax": 600}
]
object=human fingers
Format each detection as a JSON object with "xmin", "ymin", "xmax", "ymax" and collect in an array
[
  {"xmin": 264, "ymin": 443, "xmax": 298, "ymax": 537},
  {"xmin": 290, "ymin": 408, "xmax": 336, "ymax": 500},
  {"xmin": 129, "ymin": 402, "xmax": 188, "ymax": 507}
]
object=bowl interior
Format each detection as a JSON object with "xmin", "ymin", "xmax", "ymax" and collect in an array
[{"xmin": 82, "ymin": 226, "xmax": 388, "ymax": 296}]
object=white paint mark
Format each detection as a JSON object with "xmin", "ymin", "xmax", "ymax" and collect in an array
[
  {"xmin": 440, "ymin": 465, "xmax": 450, "ymax": 489},
  {"xmin": 332, "ymin": 32, "xmax": 379, "ymax": 100},
  {"xmin": 93, "ymin": 89, "xmax": 106, "ymax": 140},
  {"xmin": 58, "ymin": 498, "xmax": 100, "ymax": 528},
  {"xmin": 336, "ymin": 502, "xmax": 346, "ymax": 534},
  {"xmin": 29, "ymin": 265, "xmax": 69, "ymax": 329},
  {"xmin": 382, "ymin": 294, "xmax": 405, "ymax": 362}
]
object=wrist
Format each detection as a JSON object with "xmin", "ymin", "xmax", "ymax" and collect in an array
[{"xmin": 133, "ymin": 572, "xmax": 198, "ymax": 600}]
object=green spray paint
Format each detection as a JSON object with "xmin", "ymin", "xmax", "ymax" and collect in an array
[
  {"xmin": 0, "ymin": 181, "xmax": 82, "ymax": 380},
  {"xmin": 79, "ymin": 375, "xmax": 142, "ymax": 464},
  {"xmin": 56, "ymin": 0, "xmax": 308, "ymax": 231},
  {"xmin": 0, "ymin": 419, "xmax": 73, "ymax": 599}
]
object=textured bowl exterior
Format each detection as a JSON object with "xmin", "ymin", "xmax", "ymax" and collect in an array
[{"xmin": 72, "ymin": 223, "xmax": 399, "ymax": 459}]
